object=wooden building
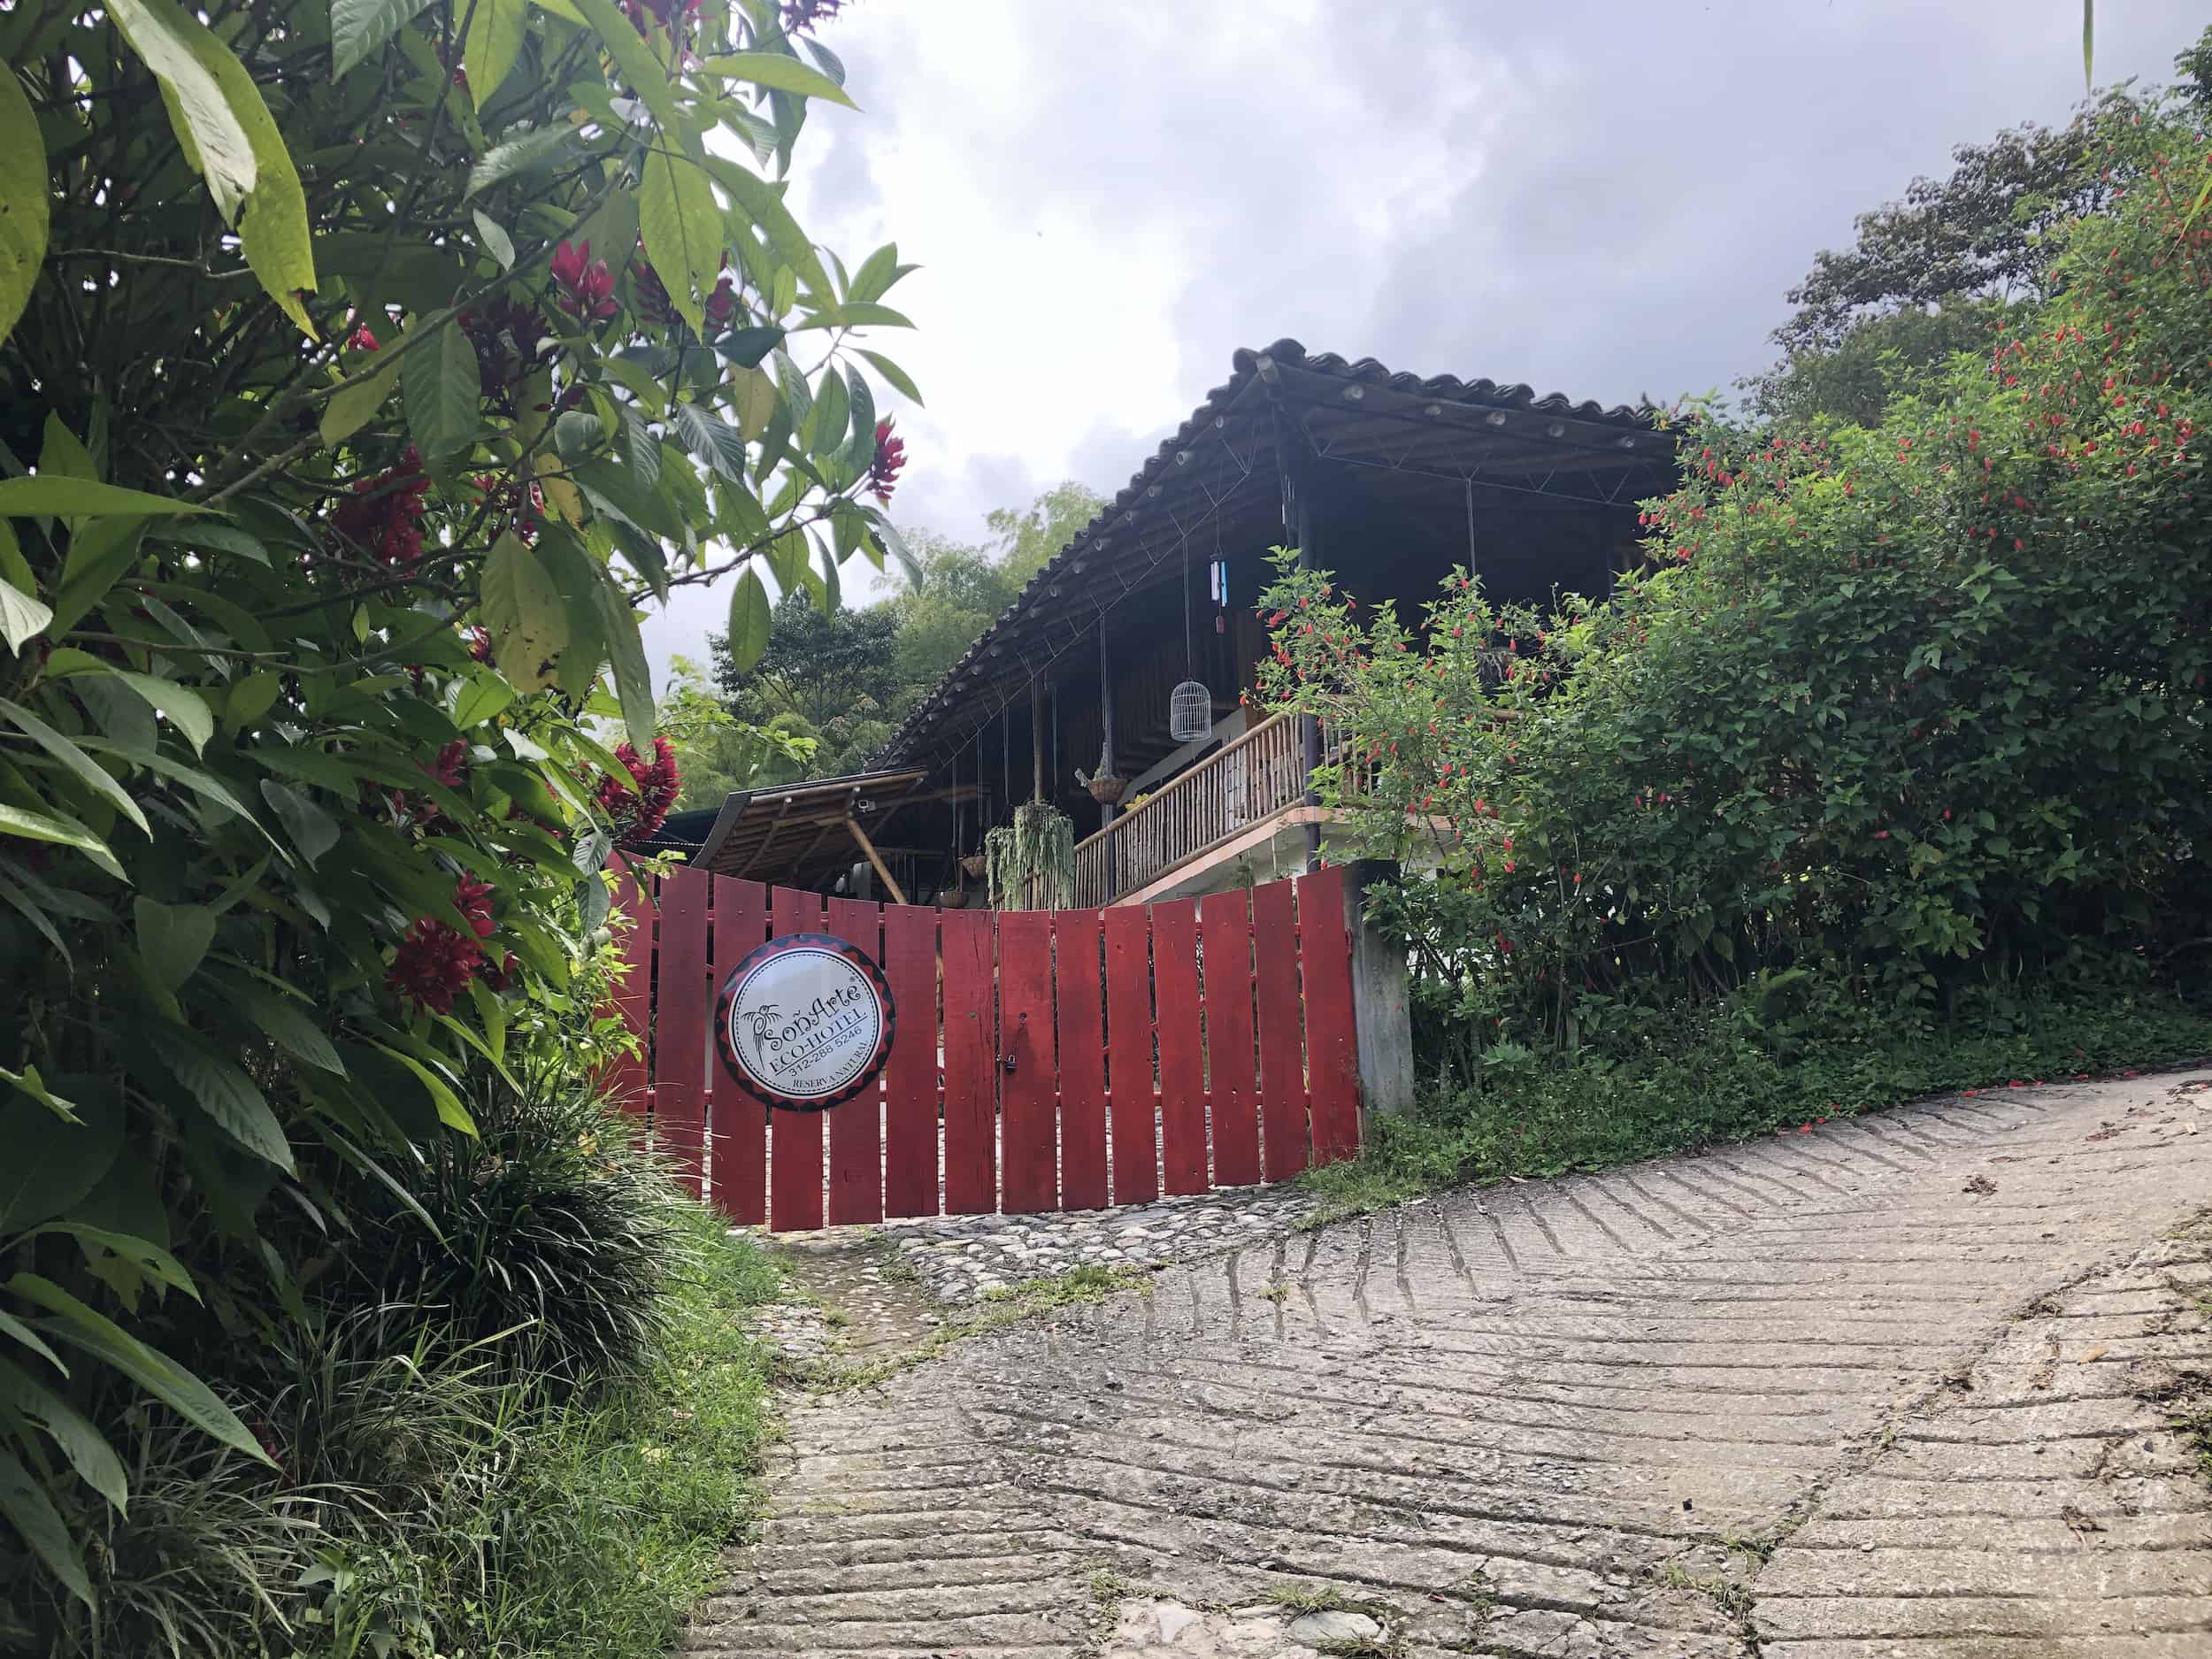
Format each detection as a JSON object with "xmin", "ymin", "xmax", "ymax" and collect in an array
[{"xmin": 670, "ymin": 340, "xmax": 1678, "ymax": 907}]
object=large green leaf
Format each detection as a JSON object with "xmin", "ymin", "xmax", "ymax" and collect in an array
[
  {"xmin": 0, "ymin": 1447, "xmax": 91, "ymax": 1609},
  {"xmin": 0, "ymin": 804, "xmax": 121, "ymax": 879},
  {"xmin": 370, "ymin": 1043, "xmax": 479, "ymax": 1136},
  {"xmin": 480, "ymin": 532, "xmax": 569, "ymax": 690},
  {"xmin": 257, "ymin": 780, "xmax": 339, "ymax": 868},
  {"xmin": 570, "ymin": 0, "xmax": 685, "ymax": 136},
  {"xmin": 841, "ymin": 365, "xmax": 875, "ymax": 477},
  {"xmin": 638, "ymin": 146, "xmax": 720, "ymax": 336},
  {"xmin": 0, "ymin": 579, "xmax": 50, "ymax": 656},
  {"xmin": 320, "ymin": 357, "xmax": 400, "ymax": 446},
  {"xmin": 0, "ymin": 1358, "xmax": 128, "ymax": 1514},
  {"xmin": 170, "ymin": 4, "xmax": 318, "ymax": 334},
  {"xmin": 48, "ymin": 514, "xmax": 148, "ymax": 637},
  {"xmin": 0, "ymin": 698, "xmax": 150, "ymax": 837},
  {"xmin": 706, "ymin": 51, "xmax": 859, "ymax": 108},
  {"xmin": 134, "ymin": 898, "xmax": 216, "ymax": 994},
  {"xmin": 27, "ymin": 1224, "xmax": 198, "ymax": 1302},
  {"xmin": 0, "ymin": 1080, "xmax": 122, "ymax": 1233},
  {"xmin": 89, "ymin": 670, "xmax": 214, "ymax": 757},
  {"xmin": 330, "ymin": 0, "xmax": 434, "ymax": 78},
  {"xmin": 708, "ymin": 156, "xmax": 830, "ymax": 302},
  {"xmin": 726, "ymin": 565, "xmax": 771, "ymax": 675},
  {"xmin": 672, "ymin": 403, "xmax": 747, "ymax": 480},
  {"xmin": 0, "ymin": 69, "xmax": 47, "ymax": 352},
  {"xmin": 227, "ymin": 978, "xmax": 346, "ymax": 1076},
  {"xmin": 462, "ymin": 0, "xmax": 528, "ymax": 106},
  {"xmin": 856, "ymin": 348, "xmax": 923, "ymax": 407},
  {"xmin": 401, "ymin": 320, "xmax": 480, "ymax": 458},
  {"xmin": 588, "ymin": 572, "xmax": 654, "ymax": 749},
  {"xmin": 11, "ymin": 1274, "xmax": 274, "ymax": 1465},
  {"xmin": 0, "ymin": 478, "xmax": 205, "ymax": 518},
  {"xmin": 465, "ymin": 122, "xmax": 576, "ymax": 198},
  {"xmin": 142, "ymin": 1026, "xmax": 296, "ymax": 1172},
  {"xmin": 109, "ymin": 0, "xmax": 257, "ymax": 222}
]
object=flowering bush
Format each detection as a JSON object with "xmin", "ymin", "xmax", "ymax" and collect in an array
[
  {"xmin": 1260, "ymin": 94, "xmax": 2212, "ymax": 1068},
  {"xmin": 0, "ymin": 0, "xmax": 918, "ymax": 1624}
]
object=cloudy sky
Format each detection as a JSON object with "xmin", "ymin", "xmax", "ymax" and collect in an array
[{"xmin": 642, "ymin": 0, "xmax": 2207, "ymax": 683}]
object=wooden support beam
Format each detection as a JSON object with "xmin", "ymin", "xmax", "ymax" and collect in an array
[
  {"xmin": 1029, "ymin": 676, "xmax": 1045, "ymax": 803},
  {"xmin": 844, "ymin": 817, "xmax": 910, "ymax": 905}
]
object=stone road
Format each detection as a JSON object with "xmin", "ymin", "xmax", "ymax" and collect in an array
[{"xmin": 690, "ymin": 1069, "xmax": 2212, "ymax": 1658}]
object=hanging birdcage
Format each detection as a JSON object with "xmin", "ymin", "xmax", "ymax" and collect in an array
[
  {"xmin": 1169, "ymin": 678, "xmax": 1211, "ymax": 743},
  {"xmin": 1167, "ymin": 527, "xmax": 1210, "ymax": 742}
]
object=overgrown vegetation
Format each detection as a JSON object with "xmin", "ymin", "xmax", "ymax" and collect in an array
[
  {"xmin": 1269, "ymin": 33, "xmax": 2212, "ymax": 1214},
  {"xmin": 0, "ymin": 0, "xmax": 901, "ymax": 1646}
]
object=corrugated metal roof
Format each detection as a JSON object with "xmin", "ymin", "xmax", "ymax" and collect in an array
[{"xmin": 872, "ymin": 339, "xmax": 1673, "ymax": 768}]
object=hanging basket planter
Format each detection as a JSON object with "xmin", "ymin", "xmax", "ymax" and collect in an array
[
  {"xmin": 959, "ymin": 852, "xmax": 987, "ymax": 880},
  {"xmin": 1086, "ymin": 774, "xmax": 1127, "ymax": 806}
]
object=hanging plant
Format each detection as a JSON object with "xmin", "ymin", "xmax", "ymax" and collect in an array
[
  {"xmin": 1074, "ymin": 739, "xmax": 1126, "ymax": 805},
  {"xmin": 986, "ymin": 798, "xmax": 1076, "ymax": 909}
]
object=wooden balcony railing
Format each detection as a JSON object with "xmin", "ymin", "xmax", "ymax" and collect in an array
[{"xmin": 1066, "ymin": 711, "xmax": 1371, "ymax": 908}]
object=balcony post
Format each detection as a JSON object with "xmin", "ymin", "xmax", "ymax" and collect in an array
[
  {"xmin": 1099, "ymin": 611, "xmax": 1118, "ymax": 897},
  {"xmin": 1277, "ymin": 396, "xmax": 1325, "ymax": 868}
]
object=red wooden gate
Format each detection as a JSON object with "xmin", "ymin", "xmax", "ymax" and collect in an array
[{"xmin": 608, "ymin": 867, "xmax": 1362, "ymax": 1229}]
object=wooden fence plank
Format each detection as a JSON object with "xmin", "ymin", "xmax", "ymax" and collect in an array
[
  {"xmin": 1149, "ymin": 898, "xmax": 1209, "ymax": 1194},
  {"xmin": 1102, "ymin": 904, "xmax": 1158, "ymax": 1205},
  {"xmin": 1199, "ymin": 889, "xmax": 1260, "ymax": 1187},
  {"xmin": 652, "ymin": 871, "xmax": 710, "ymax": 1196},
  {"xmin": 1054, "ymin": 910, "xmax": 1109, "ymax": 1210},
  {"xmin": 609, "ymin": 862, "xmax": 654, "ymax": 1118},
  {"xmin": 1250, "ymin": 877, "xmax": 1310, "ymax": 1181},
  {"xmin": 707, "ymin": 874, "xmax": 768, "ymax": 1225},
  {"xmin": 1296, "ymin": 866, "xmax": 1362, "ymax": 1165},
  {"xmin": 824, "ymin": 896, "xmax": 885, "ymax": 1225},
  {"xmin": 940, "ymin": 908, "xmax": 996, "ymax": 1215},
  {"xmin": 996, "ymin": 910, "xmax": 1056, "ymax": 1214},
  {"xmin": 767, "ymin": 887, "xmax": 826, "ymax": 1230},
  {"xmin": 879, "ymin": 904, "xmax": 940, "ymax": 1218}
]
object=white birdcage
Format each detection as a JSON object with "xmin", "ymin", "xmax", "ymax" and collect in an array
[{"xmin": 1168, "ymin": 678, "xmax": 1211, "ymax": 743}]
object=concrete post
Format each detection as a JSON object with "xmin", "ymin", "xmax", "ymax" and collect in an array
[{"xmin": 1342, "ymin": 859, "xmax": 1414, "ymax": 1118}]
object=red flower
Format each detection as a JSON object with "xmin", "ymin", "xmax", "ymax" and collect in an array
[
  {"xmin": 595, "ymin": 735, "xmax": 681, "ymax": 845},
  {"xmin": 455, "ymin": 875, "xmax": 496, "ymax": 939},
  {"xmin": 478, "ymin": 950, "xmax": 520, "ymax": 992},
  {"xmin": 346, "ymin": 319, "xmax": 380, "ymax": 352},
  {"xmin": 420, "ymin": 739, "xmax": 469, "ymax": 790},
  {"xmin": 549, "ymin": 240, "xmax": 618, "ymax": 321},
  {"xmin": 463, "ymin": 626, "xmax": 495, "ymax": 664},
  {"xmin": 869, "ymin": 417, "xmax": 907, "ymax": 503},
  {"xmin": 388, "ymin": 918, "xmax": 482, "ymax": 1015},
  {"xmin": 703, "ymin": 273, "xmax": 738, "ymax": 328},
  {"xmin": 458, "ymin": 298, "xmax": 553, "ymax": 403},
  {"xmin": 331, "ymin": 447, "xmax": 431, "ymax": 567}
]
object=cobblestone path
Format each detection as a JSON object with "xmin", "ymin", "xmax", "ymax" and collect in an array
[{"xmin": 690, "ymin": 1069, "xmax": 2212, "ymax": 1658}]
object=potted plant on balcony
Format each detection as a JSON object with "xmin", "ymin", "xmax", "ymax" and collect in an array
[{"xmin": 1074, "ymin": 741, "xmax": 1125, "ymax": 807}]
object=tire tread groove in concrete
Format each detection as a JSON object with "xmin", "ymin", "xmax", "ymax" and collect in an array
[{"xmin": 687, "ymin": 1070, "xmax": 2212, "ymax": 1658}]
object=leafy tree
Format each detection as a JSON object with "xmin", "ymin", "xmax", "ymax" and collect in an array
[
  {"xmin": 663, "ymin": 653, "xmax": 813, "ymax": 806},
  {"xmin": 697, "ymin": 482, "xmax": 1103, "ymax": 784},
  {"xmin": 0, "ymin": 0, "xmax": 917, "ymax": 1622},
  {"xmin": 1750, "ymin": 26, "xmax": 2212, "ymax": 424}
]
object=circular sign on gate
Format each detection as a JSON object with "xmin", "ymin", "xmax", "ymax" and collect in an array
[{"xmin": 716, "ymin": 933, "xmax": 895, "ymax": 1111}]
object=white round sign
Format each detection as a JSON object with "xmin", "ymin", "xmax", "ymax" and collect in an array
[{"xmin": 717, "ymin": 933, "xmax": 894, "ymax": 1110}]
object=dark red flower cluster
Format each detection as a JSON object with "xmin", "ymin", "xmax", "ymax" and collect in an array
[
  {"xmin": 420, "ymin": 739, "xmax": 469, "ymax": 789},
  {"xmin": 550, "ymin": 240, "xmax": 617, "ymax": 322},
  {"xmin": 455, "ymin": 874, "xmax": 496, "ymax": 939},
  {"xmin": 331, "ymin": 447, "xmax": 430, "ymax": 567},
  {"xmin": 388, "ymin": 876, "xmax": 514, "ymax": 1013},
  {"xmin": 634, "ymin": 257, "xmax": 739, "ymax": 334},
  {"xmin": 463, "ymin": 626, "xmax": 495, "ymax": 664},
  {"xmin": 346, "ymin": 316, "xmax": 380, "ymax": 352},
  {"xmin": 869, "ymin": 417, "xmax": 906, "ymax": 503},
  {"xmin": 458, "ymin": 297, "xmax": 553, "ymax": 406},
  {"xmin": 388, "ymin": 917, "xmax": 481, "ymax": 1015},
  {"xmin": 594, "ymin": 735, "xmax": 680, "ymax": 844},
  {"xmin": 780, "ymin": 0, "xmax": 846, "ymax": 35}
]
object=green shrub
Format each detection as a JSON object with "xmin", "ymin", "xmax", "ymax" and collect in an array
[
  {"xmin": 0, "ymin": 0, "xmax": 911, "ymax": 1607},
  {"xmin": 1259, "ymin": 81, "xmax": 2212, "ymax": 1076}
]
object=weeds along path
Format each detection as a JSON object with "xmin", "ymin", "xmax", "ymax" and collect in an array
[{"xmin": 687, "ymin": 1070, "xmax": 2212, "ymax": 1659}]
